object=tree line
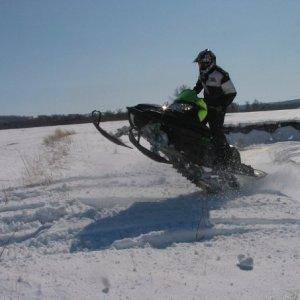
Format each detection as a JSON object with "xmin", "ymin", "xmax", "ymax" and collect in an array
[
  {"xmin": 0, "ymin": 110, "xmax": 127, "ymax": 130},
  {"xmin": 1, "ymin": 98, "xmax": 299, "ymax": 130}
]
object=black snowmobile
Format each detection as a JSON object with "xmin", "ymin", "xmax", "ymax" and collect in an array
[{"xmin": 92, "ymin": 89, "xmax": 266, "ymax": 193}]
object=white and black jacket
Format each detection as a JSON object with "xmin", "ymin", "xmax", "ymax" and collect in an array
[{"xmin": 193, "ymin": 65, "xmax": 236, "ymax": 108}]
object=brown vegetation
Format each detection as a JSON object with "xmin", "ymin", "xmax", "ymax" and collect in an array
[
  {"xmin": 20, "ymin": 128, "xmax": 75, "ymax": 186},
  {"xmin": 43, "ymin": 128, "xmax": 75, "ymax": 146}
]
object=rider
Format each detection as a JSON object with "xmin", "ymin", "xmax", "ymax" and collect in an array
[{"xmin": 193, "ymin": 49, "xmax": 237, "ymax": 165}]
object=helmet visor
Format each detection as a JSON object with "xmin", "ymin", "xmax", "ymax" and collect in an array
[{"xmin": 198, "ymin": 58, "xmax": 211, "ymax": 70}]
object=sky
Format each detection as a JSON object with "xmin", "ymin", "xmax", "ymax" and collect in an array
[{"xmin": 0, "ymin": 0, "xmax": 300, "ymax": 116}]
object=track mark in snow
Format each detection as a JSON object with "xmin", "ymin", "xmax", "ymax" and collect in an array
[
  {"xmin": 273, "ymin": 143, "xmax": 300, "ymax": 165},
  {"xmin": 0, "ymin": 183, "xmax": 102, "ymax": 258},
  {"xmin": 0, "ymin": 202, "xmax": 45, "ymax": 213},
  {"xmin": 111, "ymin": 227, "xmax": 258, "ymax": 250},
  {"xmin": 0, "ymin": 205, "xmax": 68, "ymax": 225},
  {"xmin": 213, "ymin": 217, "xmax": 300, "ymax": 226},
  {"xmin": 0, "ymin": 224, "xmax": 52, "ymax": 246}
]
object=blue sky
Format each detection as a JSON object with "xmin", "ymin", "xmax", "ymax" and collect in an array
[{"xmin": 1, "ymin": 0, "xmax": 299, "ymax": 115}]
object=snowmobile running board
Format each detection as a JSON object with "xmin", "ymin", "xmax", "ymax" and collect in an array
[{"xmin": 91, "ymin": 110, "xmax": 133, "ymax": 149}]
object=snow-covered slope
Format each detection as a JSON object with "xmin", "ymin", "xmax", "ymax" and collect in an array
[{"xmin": 0, "ymin": 111, "xmax": 299, "ymax": 299}]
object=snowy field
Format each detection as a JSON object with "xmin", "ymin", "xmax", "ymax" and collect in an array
[
  {"xmin": 225, "ymin": 108, "xmax": 300, "ymax": 126},
  {"xmin": 0, "ymin": 109, "xmax": 299, "ymax": 299}
]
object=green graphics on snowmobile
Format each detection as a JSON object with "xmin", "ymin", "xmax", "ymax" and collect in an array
[{"xmin": 176, "ymin": 89, "xmax": 207, "ymax": 122}]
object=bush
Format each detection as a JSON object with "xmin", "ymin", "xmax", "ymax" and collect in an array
[{"xmin": 43, "ymin": 128, "xmax": 75, "ymax": 146}]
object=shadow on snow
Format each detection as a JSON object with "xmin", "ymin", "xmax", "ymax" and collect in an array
[{"xmin": 70, "ymin": 192, "xmax": 242, "ymax": 252}]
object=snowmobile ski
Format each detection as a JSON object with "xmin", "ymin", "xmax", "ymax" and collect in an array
[{"xmin": 92, "ymin": 110, "xmax": 132, "ymax": 149}]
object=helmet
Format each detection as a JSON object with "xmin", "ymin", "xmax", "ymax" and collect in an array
[{"xmin": 193, "ymin": 49, "xmax": 216, "ymax": 71}]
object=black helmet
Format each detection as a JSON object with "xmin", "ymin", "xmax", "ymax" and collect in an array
[{"xmin": 193, "ymin": 49, "xmax": 216, "ymax": 70}]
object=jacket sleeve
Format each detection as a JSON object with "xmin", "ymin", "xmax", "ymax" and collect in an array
[
  {"xmin": 220, "ymin": 73, "xmax": 237, "ymax": 106},
  {"xmin": 193, "ymin": 79, "xmax": 203, "ymax": 94}
]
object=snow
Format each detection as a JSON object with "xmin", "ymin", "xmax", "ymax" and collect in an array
[
  {"xmin": 225, "ymin": 108, "xmax": 300, "ymax": 126},
  {"xmin": 228, "ymin": 126, "xmax": 300, "ymax": 147},
  {"xmin": 0, "ymin": 110, "xmax": 299, "ymax": 299}
]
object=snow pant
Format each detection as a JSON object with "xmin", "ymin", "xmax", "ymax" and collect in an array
[{"xmin": 206, "ymin": 108, "xmax": 230, "ymax": 164}]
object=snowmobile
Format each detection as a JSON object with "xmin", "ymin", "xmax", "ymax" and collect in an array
[{"xmin": 92, "ymin": 89, "xmax": 266, "ymax": 193}]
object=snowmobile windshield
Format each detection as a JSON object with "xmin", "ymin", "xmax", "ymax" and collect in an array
[{"xmin": 175, "ymin": 89, "xmax": 207, "ymax": 122}]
